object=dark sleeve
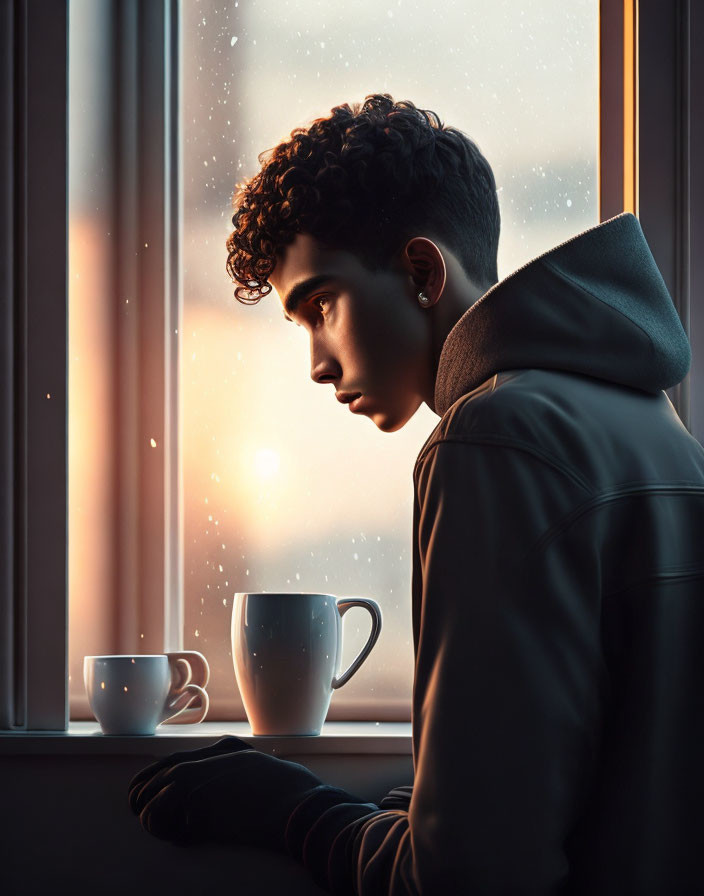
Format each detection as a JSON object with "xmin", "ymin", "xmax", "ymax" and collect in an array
[{"xmin": 286, "ymin": 440, "xmax": 605, "ymax": 894}]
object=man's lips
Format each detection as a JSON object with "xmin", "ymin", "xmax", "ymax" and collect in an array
[
  {"xmin": 336, "ymin": 391, "xmax": 362, "ymax": 405},
  {"xmin": 335, "ymin": 391, "xmax": 367, "ymax": 413}
]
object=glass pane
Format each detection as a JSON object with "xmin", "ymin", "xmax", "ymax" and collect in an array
[
  {"xmin": 181, "ymin": 0, "xmax": 598, "ymax": 718},
  {"xmin": 68, "ymin": 0, "xmax": 119, "ymax": 715}
]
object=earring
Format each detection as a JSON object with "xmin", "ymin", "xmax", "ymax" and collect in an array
[{"xmin": 418, "ymin": 291, "xmax": 431, "ymax": 307}]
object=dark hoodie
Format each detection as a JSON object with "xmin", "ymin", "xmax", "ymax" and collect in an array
[{"xmin": 285, "ymin": 212, "xmax": 704, "ymax": 894}]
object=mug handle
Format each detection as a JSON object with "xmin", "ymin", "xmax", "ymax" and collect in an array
[
  {"xmin": 161, "ymin": 653, "xmax": 210, "ymax": 725},
  {"xmin": 161, "ymin": 678, "xmax": 210, "ymax": 726},
  {"xmin": 332, "ymin": 597, "xmax": 382, "ymax": 690},
  {"xmin": 166, "ymin": 650, "xmax": 210, "ymax": 689}
]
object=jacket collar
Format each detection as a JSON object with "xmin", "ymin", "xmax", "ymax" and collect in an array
[{"xmin": 433, "ymin": 213, "xmax": 690, "ymax": 416}]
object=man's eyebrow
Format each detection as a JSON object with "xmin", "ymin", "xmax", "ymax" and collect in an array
[{"xmin": 282, "ymin": 275, "xmax": 335, "ymax": 321}]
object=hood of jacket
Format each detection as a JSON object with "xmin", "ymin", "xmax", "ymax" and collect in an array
[{"xmin": 434, "ymin": 212, "xmax": 691, "ymax": 416}]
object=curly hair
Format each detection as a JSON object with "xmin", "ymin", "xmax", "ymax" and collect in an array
[{"xmin": 226, "ymin": 93, "xmax": 500, "ymax": 304}]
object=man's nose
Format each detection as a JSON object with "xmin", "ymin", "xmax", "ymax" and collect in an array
[{"xmin": 310, "ymin": 336, "xmax": 340, "ymax": 384}]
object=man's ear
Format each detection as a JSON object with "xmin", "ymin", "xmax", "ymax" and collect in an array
[{"xmin": 403, "ymin": 237, "xmax": 447, "ymax": 307}]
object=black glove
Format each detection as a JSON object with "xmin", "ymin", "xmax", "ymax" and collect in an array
[
  {"xmin": 128, "ymin": 734, "xmax": 252, "ymax": 814},
  {"xmin": 128, "ymin": 735, "xmax": 324, "ymax": 851}
]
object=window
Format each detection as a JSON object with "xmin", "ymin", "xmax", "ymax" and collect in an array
[
  {"xmin": 3, "ymin": 0, "xmax": 698, "ymax": 731},
  {"xmin": 179, "ymin": 0, "xmax": 598, "ymax": 720}
]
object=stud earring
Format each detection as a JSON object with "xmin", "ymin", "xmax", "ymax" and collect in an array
[{"xmin": 418, "ymin": 291, "xmax": 431, "ymax": 307}]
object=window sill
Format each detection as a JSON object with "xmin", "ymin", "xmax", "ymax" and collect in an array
[{"xmin": 0, "ymin": 720, "xmax": 413, "ymax": 756}]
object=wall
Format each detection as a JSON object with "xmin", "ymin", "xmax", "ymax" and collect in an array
[{"xmin": 1, "ymin": 747, "xmax": 412, "ymax": 896}]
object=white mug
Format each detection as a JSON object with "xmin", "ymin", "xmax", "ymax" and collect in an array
[
  {"xmin": 232, "ymin": 592, "xmax": 382, "ymax": 736},
  {"xmin": 84, "ymin": 652, "xmax": 210, "ymax": 735}
]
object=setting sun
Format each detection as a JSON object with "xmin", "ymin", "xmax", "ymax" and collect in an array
[{"xmin": 254, "ymin": 448, "xmax": 281, "ymax": 479}]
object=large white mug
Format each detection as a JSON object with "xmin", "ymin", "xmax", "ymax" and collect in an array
[
  {"xmin": 84, "ymin": 652, "xmax": 210, "ymax": 735},
  {"xmin": 232, "ymin": 592, "xmax": 382, "ymax": 735}
]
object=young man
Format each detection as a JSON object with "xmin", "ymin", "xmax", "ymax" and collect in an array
[{"xmin": 129, "ymin": 94, "xmax": 704, "ymax": 893}]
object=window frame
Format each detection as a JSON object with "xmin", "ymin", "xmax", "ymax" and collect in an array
[
  {"xmin": 63, "ymin": 0, "xmax": 182, "ymax": 722},
  {"xmin": 1, "ymin": 0, "xmax": 69, "ymax": 730},
  {"xmin": 1, "ymin": 0, "xmax": 700, "ymax": 731}
]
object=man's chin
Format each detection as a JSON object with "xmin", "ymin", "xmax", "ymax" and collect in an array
[{"xmin": 371, "ymin": 409, "xmax": 410, "ymax": 433}]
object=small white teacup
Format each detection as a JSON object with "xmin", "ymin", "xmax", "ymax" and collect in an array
[{"xmin": 84, "ymin": 652, "xmax": 210, "ymax": 735}]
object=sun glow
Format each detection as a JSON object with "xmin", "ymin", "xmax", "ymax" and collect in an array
[{"xmin": 254, "ymin": 448, "xmax": 281, "ymax": 479}]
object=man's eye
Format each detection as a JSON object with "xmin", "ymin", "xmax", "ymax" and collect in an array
[{"xmin": 314, "ymin": 295, "xmax": 330, "ymax": 312}]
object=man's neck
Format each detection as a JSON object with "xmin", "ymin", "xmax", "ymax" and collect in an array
[{"xmin": 426, "ymin": 277, "xmax": 488, "ymax": 411}]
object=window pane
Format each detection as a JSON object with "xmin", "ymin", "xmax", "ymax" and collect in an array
[
  {"xmin": 181, "ymin": 0, "xmax": 598, "ymax": 718},
  {"xmin": 68, "ymin": 0, "xmax": 119, "ymax": 714}
]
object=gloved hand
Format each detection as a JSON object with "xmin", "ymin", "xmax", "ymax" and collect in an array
[
  {"xmin": 128, "ymin": 734, "xmax": 252, "ymax": 813},
  {"xmin": 128, "ymin": 735, "xmax": 324, "ymax": 851}
]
